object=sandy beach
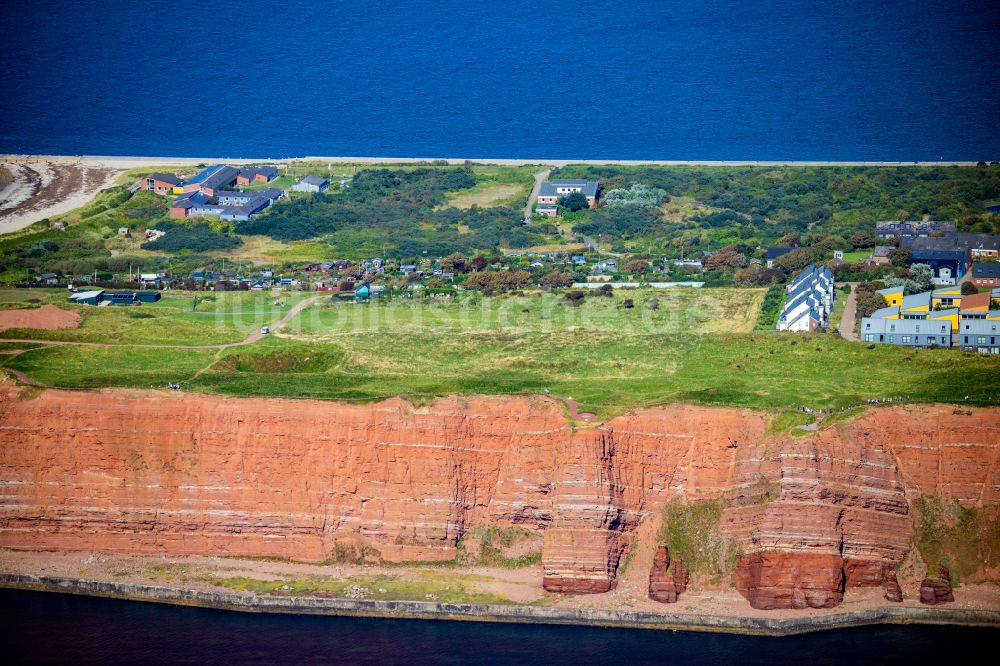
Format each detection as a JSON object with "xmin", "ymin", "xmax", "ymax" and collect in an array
[
  {"xmin": 0, "ymin": 160, "xmax": 121, "ymax": 234},
  {"xmin": 1, "ymin": 154, "xmax": 982, "ymax": 169}
]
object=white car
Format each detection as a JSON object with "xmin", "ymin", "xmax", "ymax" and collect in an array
[{"xmin": 260, "ymin": 326, "xmax": 270, "ymax": 335}]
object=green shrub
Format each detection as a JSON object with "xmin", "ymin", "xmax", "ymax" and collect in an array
[
  {"xmin": 142, "ymin": 220, "xmax": 242, "ymax": 252},
  {"xmin": 659, "ymin": 499, "xmax": 741, "ymax": 584}
]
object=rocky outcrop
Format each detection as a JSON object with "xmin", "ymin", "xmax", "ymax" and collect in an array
[
  {"xmin": 648, "ymin": 545, "xmax": 688, "ymax": 603},
  {"xmin": 736, "ymin": 553, "xmax": 846, "ymax": 609},
  {"xmin": 884, "ymin": 573, "xmax": 903, "ymax": 602},
  {"xmin": 1, "ymin": 382, "xmax": 998, "ymax": 609},
  {"xmin": 920, "ymin": 567, "xmax": 955, "ymax": 605}
]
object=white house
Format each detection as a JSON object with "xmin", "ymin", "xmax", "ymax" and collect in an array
[
  {"xmin": 776, "ymin": 265, "xmax": 835, "ymax": 332},
  {"xmin": 290, "ymin": 175, "xmax": 330, "ymax": 193}
]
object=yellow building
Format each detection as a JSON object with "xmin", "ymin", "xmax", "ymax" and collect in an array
[
  {"xmin": 931, "ymin": 286, "xmax": 963, "ymax": 309},
  {"xmin": 928, "ymin": 308, "xmax": 960, "ymax": 332},
  {"xmin": 877, "ymin": 285, "xmax": 904, "ymax": 307},
  {"xmin": 900, "ymin": 292, "xmax": 932, "ymax": 315}
]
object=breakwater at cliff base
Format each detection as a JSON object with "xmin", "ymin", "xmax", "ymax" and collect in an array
[{"xmin": 3, "ymin": 574, "xmax": 1000, "ymax": 638}]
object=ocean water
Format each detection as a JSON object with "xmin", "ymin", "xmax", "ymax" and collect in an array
[
  {"xmin": 0, "ymin": 0, "xmax": 998, "ymax": 160},
  {"xmin": 1, "ymin": 590, "xmax": 997, "ymax": 665}
]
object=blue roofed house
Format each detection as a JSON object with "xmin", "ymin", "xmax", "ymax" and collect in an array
[
  {"xmin": 181, "ymin": 165, "xmax": 240, "ymax": 197},
  {"xmin": 766, "ymin": 247, "xmax": 795, "ymax": 267},
  {"xmin": 900, "ymin": 232, "xmax": 1000, "ymax": 283},
  {"xmin": 972, "ymin": 262, "xmax": 1000, "ymax": 289},
  {"xmin": 776, "ymin": 265, "xmax": 835, "ymax": 332}
]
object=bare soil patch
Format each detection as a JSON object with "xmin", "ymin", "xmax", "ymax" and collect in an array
[
  {"xmin": 443, "ymin": 184, "xmax": 526, "ymax": 209},
  {"xmin": 0, "ymin": 305, "xmax": 81, "ymax": 331}
]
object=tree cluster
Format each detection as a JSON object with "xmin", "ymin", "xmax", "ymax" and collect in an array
[
  {"xmin": 602, "ymin": 183, "xmax": 667, "ymax": 209},
  {"xmin": 142, "ymin": 221, "xmax": 242, "ymax": 252},
  {"xmin": 854, "ymin": 281, "xmax": 889, "ymax": 319},
  {"xmin": 463, "ymin": 270, "xmax": 532, "ymax": 293}
]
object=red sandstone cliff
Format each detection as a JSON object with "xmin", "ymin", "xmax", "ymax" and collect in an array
[{"xmin": 1, "ymin": 382, "xmax": 997, "ymax": 609}]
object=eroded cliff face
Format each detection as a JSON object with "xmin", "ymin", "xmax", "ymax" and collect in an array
[{"xmin": 1, "ymin": 383, "xmax": 997, "ymax": 609}]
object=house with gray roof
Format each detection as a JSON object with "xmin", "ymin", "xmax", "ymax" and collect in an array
[
  {"xmin": 901, "ymin": 232, "xmax": 1000, "ymax": 282},
  {"xmin": 957, "ymin": 318, "xmax": 1000, "ymax": 354},
  {"xmin": 176, "ymin": 188, "xmax": 282, "ymax": 221},
  {"xmin": 237, "ymin": 166, "xmax": 279, "ymax": 185},
  {"xmin": 859, "ymin": 317, "xmax": 952, "ymax": 348},
  {"xmin": 535, "ymin": 180, "xmax": 599, "ymax": 217},
  {"xmin": 143, "ymin": 172, "xmax": 182, "ymax": 194},
  {"xmin": 876, "ymin": 220, "xmax": 955, "ymax": 239},
  {"xmin": 290, "ymin": 175, "xmax": 330, "ymax": 193}
]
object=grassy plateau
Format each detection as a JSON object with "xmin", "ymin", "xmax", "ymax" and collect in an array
[{"xmin": 1, "ymin": 287, "xmax": 998, "ymax": 417}]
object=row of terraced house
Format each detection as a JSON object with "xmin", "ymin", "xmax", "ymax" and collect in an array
[
  {"xmin": 860, "ymin": 284, "xmax": 1000, "ymax": 354},
  {"xmin": 775, "ymin": 265, "xmax": 836, "ymax": 332}
]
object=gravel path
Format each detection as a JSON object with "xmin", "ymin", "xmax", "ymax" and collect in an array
[
  {"xmin": 523, "ymin": 168, "xmax": 550, "ymax": 225},
  {"xmin": 839, "ymin": 283, "xmax": 859, "ymax": 341}
]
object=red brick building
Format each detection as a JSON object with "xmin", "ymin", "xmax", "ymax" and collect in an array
[
  {"xmin": 143, "ymin": 173, "xmax": 181, "ymax": 194},
  {"xmin": 971, "ymin": 262, "xmax": 1000, "ymax": 288}
]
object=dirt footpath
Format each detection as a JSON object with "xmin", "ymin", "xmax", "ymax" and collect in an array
[{"xmin": 0, "ymin": 162, "xmax": 121, "ymax": 233}]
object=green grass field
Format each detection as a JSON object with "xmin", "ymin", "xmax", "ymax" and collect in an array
[
  {"xmin": 839, "ymin": 250, "xmax": 871, "ymax": 263},
  {"xmin": 287, "ymin": 288, "xmax": 763, "ymax": 337},
  {"xmin": 0, "ymin": 290, "xmax": 309, "ymax": 345},
  {"xmin": 2, "ymin": 287, "xmax": 998, "ymax": 415}
]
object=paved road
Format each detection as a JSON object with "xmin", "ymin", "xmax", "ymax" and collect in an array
[
  {"xmin": 523, "ymin": 168, "xmax": 551, "ymax": 225},
  {"xmin": 838, "ymin": 283, "xmax": 858, "ymax": 341}
]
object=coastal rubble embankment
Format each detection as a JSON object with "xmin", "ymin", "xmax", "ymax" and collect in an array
[{"xmin": 2, "ymin": 574, "xmax": 999, "ymax": 637}]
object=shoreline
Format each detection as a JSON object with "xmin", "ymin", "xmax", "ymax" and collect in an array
[
  {"xmin": 0, "ymin": 154, "xmax": 986, "ymax": 168},
  {"xmin": 3, "ymin": 574, "xmax": 998, "ymax": 637}
]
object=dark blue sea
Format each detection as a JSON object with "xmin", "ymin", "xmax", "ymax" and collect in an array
[
  {"xmin": 1, "ymin": 0, "xmax": 998, "ymax": 160},
  {"xmin": 1, "ymin": 590, "xmax": 997, "ymax": 665}
]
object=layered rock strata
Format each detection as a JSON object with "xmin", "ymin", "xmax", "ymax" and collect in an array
[
  {"xmin": 1, "ymin": 383, "xmax": 997, "ymax": 609},
  {"xmin": 920, "ymin": 567, "xmax": 955, "ymax": 605}
]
